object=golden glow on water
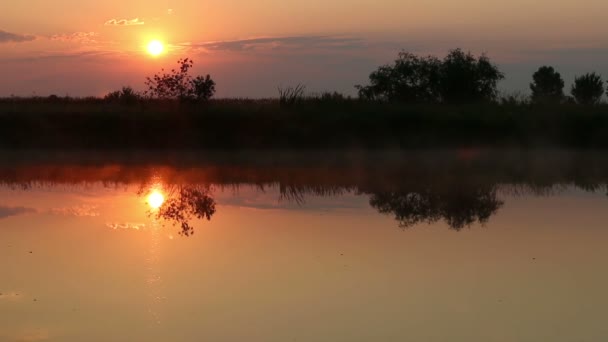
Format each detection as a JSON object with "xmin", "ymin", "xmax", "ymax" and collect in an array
[{"xmin": 147, "ymin": 190, "xmax": 165, "ymax": 209}]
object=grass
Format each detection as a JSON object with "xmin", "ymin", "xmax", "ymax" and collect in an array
[{"xmin": 1, "ymin": 96, "xmax": 608, "ymax": 149}]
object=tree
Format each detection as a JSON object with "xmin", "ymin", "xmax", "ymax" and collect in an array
[
  {"xmin": 355, "ymin": 49, "xmax": 504, "ymax": 104},
  {"xmin": 145, "ymin": 58, "xmax": 216, "ymax": 102},
  {"xmin": 438, "ymin": 49, "xmax": 505, "ymax": 103},
  {"xmin": 530, "ymin": 66, "xmax": 565, "ymax": 104},
  {"xmin": 356, "ymin": 52, "xmax": 441, "ymax": 102},
  {"xmin": 571, "ymin": 72, "xmax": 604, "ymax": 105}
]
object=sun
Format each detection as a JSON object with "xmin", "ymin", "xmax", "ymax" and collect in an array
[
  {"xmin": 147, "ymin": 190, "xmax": 165, "ymax": 209},
  {"xmin": 147, "ymin": 40, "xmax": 164, "ymax": 56}
]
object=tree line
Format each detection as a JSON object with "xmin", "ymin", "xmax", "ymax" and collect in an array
[
  {"xmin": 102, "ymin": 49, "xmax": 607, "ymax": 105},
  {"xmin": 357, "ymin": 49, "xmax": 607, "ymax": 105}
]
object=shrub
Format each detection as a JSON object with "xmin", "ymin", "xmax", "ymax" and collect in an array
[
  {"xmin": 104, "ymin": 86, "xmax": 140, "ymax": 104},
  {"xmin": 530, "ymin": 66, "xmax": 565, "ymax": 104},
  {"xmin": 145, "ymin": 58, "xmax": 216, "ymax": 102},
  {"xmin": 571, "ymin": 72, "xmax": 604, "ymax": 105}
]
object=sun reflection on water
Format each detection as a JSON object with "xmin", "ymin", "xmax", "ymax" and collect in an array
[{"xmin": 147, "ymin": 190, "xmax": 165, "ymax": 209}]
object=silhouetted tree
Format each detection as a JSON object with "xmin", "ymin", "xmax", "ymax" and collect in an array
[
  {"xmin": 571, "ymin": 72, "xmax": 604, "ymax": 105},
  {"xmin": 356, "ymin": 52, "xmax": 441, "ymax": 102},
  {"xmin": 530, "ymin": 66, "xmax": 565, "ymax": 104},
  {"xmin": 356, "ymin": 49, "xmax": 503, "ymax": 103},
  {"xmin": 145, "ymin": 58, "xmax": 216, "ymax": 102},
  {"xmin": 191, "ymin": 75, "xmax": 216, "ymax": 102},
  {"xmin": 438, "ymin": 49, "xmax": 505, "ymax": 104}
]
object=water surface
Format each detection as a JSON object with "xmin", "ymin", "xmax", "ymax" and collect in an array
[{"xmin": 1, "ymin": 149, "xmax": 607, "ymax": 341}]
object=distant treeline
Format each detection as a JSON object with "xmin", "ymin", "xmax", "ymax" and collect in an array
[
  {"xmin": 1, "ymin": 49, "xmax": 608, "ymax": 149},
  {"xmin": 356, "ymin": 49, "xmax": 607, "ymax": 105}
]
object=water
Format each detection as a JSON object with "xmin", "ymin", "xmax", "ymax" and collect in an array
[{"xmin": 1, "ymin": 149, "xmax": 607, "ymax": 342}]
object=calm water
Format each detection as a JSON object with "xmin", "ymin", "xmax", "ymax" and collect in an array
[{"xmin": 1, "ymin": 150, "xmax": 607, "ymax": 342}]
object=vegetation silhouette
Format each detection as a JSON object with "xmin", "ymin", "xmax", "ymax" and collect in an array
[
  {"xmin": 144, "ymin": 58, "xmax": 216, "ymax": 102},
  {"xmin": 530, "ymin": 66, "xmax": 565, "ymax": 104},
  {"xmin": 571, "ymin": 72, "xmax": 604, "ymax": 105},
  {"xmin": 439, "ymin": 49, "xmax": 504, "ymax": 104},
  {"xmin": 355, "ymin": 52, "xmax": 441, "ymax": 102},
  {"xmin": 356, "ymin": 49, "xmax": 504, "ymax": 103},
  {"xmin": 2, "ymin": 52, "xmax": 608, "ymax": 149},
  {"xmin": 104, "ymin": 86, "xmax": 140, "ymax": 105},
  {"xmin": 278, "ymin": 84, "xmax": 306, "ymax": 107}
]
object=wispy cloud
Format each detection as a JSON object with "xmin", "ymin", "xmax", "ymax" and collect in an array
[
  {"xmin": 0, "ymin": 29, "xmax": 36, "ymax": 43},
  {"xmin": 50, "ymin": 32, "xmax": 98, "ymax": 44},
  {"xmin": 104, "ymin": 18, "xmax": 144, "ymax": 26},
  {"xmin": 184, "ymin": 35, "xmax": 364, "ymax": 52},
  {"xmin": 106, "ymin": 222, "xmax": 146, "ymax": 230},
  {"xmin": 50, "ymin": 204, "xmax": 99, "ymax": 217},
  {"xmin": 0, "ymin": 206, "xmax": 36, "ymax": 219}
]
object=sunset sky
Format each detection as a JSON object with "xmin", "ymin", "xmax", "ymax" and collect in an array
[{"xmin": 1, "ymin": 0, "xmax": 608, "ymax": 97}]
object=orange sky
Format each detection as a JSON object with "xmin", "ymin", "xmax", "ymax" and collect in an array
[{"xmin": 1, "ymin": 0, "xmax": 608, "ymax": 97}]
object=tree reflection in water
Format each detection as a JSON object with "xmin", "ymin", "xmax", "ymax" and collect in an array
[
  {"xmin": 5, "ymin": 149, "xmax": 608, "ymax": 235},
  {"xmin": 368, "ymin": 186, "xmax": 503, "ymax": 230},
  {"xmin": 138, "ymin": 184, "xmax": 216, "ymax": 236}
]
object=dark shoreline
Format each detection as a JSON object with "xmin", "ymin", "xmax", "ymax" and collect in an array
[{"xmin": 2, "ymin": 99, "xmax": 608, "ymax": 148}]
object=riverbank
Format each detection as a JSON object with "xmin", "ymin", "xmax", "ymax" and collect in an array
[{"xmin": 2, "ymin": 98, "xmax": 608, "ymax": 148}]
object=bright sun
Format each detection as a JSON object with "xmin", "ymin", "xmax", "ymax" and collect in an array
[
  {"xmin": 147, "ymin": 190, "xmax": 165, "ymax": 209},
  {"xmin": 147, "ymin": 40, "xmax": 164, "ymax": 56}
]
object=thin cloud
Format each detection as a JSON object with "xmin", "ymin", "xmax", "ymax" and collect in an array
[
  {"xmin": 50, "ymin": 204, "xmax": 99, "ymax": 217},
  {"xmin": 104, "ymin": 18, "xmax": 144, "ymax": 26},
  {"xmin": 106, "ymin": 222, "xmax": 146, "ymax": 230},
  {"xmin": 50, "ymin": 32, "xmax": 98, "ymax": 44},
  {"xmin": 185, "ymin": 35, "xmax": 364, "ymax": 52},
  {"xmin": 0, "ymin": 29, "xmax": 36, "ymax": 43},
  {"xmin": 0, "ymin": 206, "xmax": 36, "ymax": 219}
]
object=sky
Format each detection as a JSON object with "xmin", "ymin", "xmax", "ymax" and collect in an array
[{"xmin": 1, "ymin": 0, "xmax": 608, "ymax": 98}]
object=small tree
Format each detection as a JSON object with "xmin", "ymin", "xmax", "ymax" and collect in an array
[
  {"xmin": 191, "ymin": 75, "xmax": 216, "ymax": 102},
  {"xmin": 145, "ymin": 58, "xmax": 216, "ymax": 102},
  {"xmin": 530, "ymin": 66, "xmax": 564, "ymax": 104},
  {"xmin": 570, "ymin": 72, "xmax": 604, "ymax": 105}
]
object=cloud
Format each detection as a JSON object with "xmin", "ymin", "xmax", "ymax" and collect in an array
[
  {"xmin": 50, "ymin": 204, "xmax": 99, "ymax": 217},
  {"xmin": 50, "ymin": 31, "xmax": 98, "ymax": 44},
  {"xmin": 0, "ymin": 206, "xmax": 36, "ymax": 219},
  {"xmin": 106, "ymin": 222, "xmax": 146, "ymax": 230},
  {"xmin": 184, "ymin": 35, "xmax": 364, "ymax": 52},
  {"xmin": 104, "ymin": 18, "xmax": 144, "ymax": 26},
  {"xmin": 0, "ymin": 29, "xmax": 36, "ymax": 43}
]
